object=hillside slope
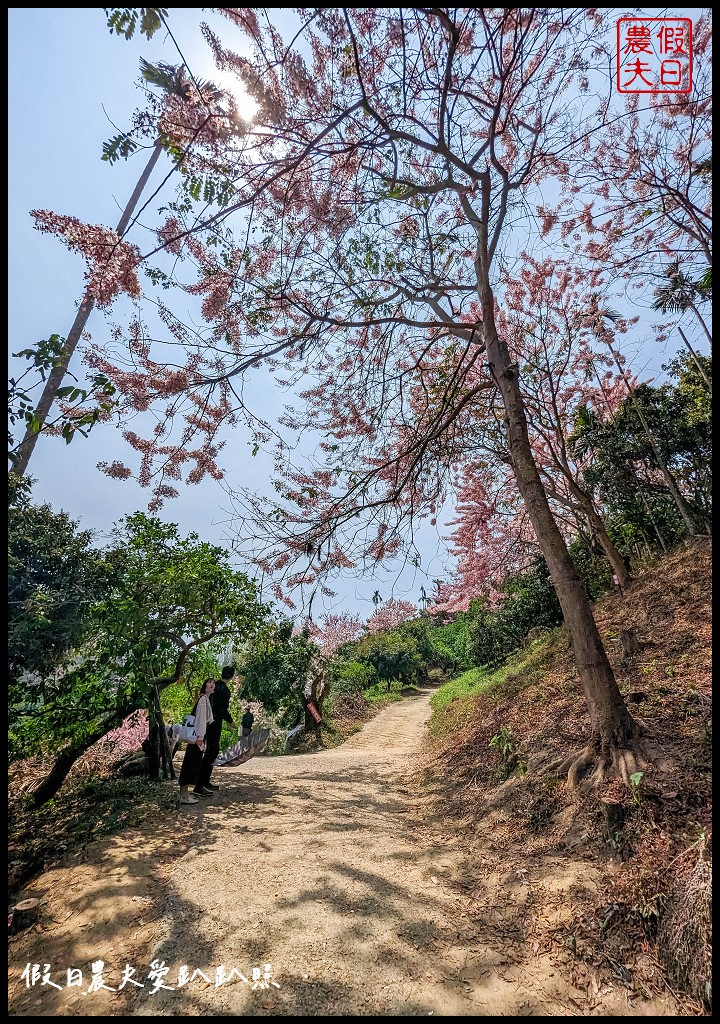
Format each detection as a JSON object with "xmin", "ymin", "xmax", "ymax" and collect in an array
[{"xmin": 421, "ymin": 538, "xmax": 712, "ymax": 1013}]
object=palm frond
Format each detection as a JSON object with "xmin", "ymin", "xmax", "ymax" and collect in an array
[{"xmin": 105, "ymin": 8, "xmax": 168, "ymax": 42}]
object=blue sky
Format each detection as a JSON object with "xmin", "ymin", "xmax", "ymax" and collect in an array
[
  {"xmin": 8, "ymin": 8, "xmax": 707, "ymax": 619},
  {"xmin": 8, "ymin": 7, "xmax": 453, "ymax": 618}
]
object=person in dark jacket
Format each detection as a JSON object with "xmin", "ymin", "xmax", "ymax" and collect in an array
[
  {"xmin": 198, "ymin": 665, "xmax": 237, "ymax": 791},
  {"xmin": 241, "ymin": 707, "xmax": 255, "ymax": 736}
]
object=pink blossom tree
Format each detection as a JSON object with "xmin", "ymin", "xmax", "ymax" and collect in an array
[
  {"xmin": 433, "ymin": 462, "xmax": 539, "ymax": 614},
  {"xmin": 501, "ymin": 259, "xmax": 642, "ymax": 586},
  {"xmin": 103, "ymin": 708, "xmax": 149, "ymax": 753},
  {"xmin": 27, "ymin": 10, "xmax": 712, "ymax": 793},
  {"xmin": 365, "ymin": 599, "xmax": 418, "ymax": 635},
  {"xmin": 432, "ymin": 255, "xmax": 641, "ymax": 611},
  {"xmin": 310, "ymin": 613, "xmax": 364, "ymax": 657},
  {"xmin": 9, "ymin": 32, "xmax": 239, "ymax": 475}
]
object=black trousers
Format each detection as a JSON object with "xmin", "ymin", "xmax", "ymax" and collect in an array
[
  {"xmin": 178, "ymin": 741, "xmax": 203, "ymax": 788},
  {"xmin": 198, "ymin": 722, "xmax": 222, "ymax": 788}
]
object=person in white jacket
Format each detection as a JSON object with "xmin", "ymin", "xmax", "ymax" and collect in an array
[{"xmin": 178, "ymin": 678, "xmax": 215, "ymax": 805}]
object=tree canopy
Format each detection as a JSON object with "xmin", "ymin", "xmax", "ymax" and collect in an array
[
  {"xmin": 8, "ymin": 9, "xmax": 712, "ymax": 797},
  {"xmin": 11, "ymin": 507, "xmax": 271, "ymax": 803}
]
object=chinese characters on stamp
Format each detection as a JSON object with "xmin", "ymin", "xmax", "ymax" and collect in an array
[{"xmin": 616, "ymin": 17, "xmax": 692, "ymax": 94}]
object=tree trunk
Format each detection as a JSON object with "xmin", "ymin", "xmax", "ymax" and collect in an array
[
  {"xmin": 591, "ymin": 513, "xmax": 631, "ymax": 589},
  {"xmin": 565, "ymin": 476, "xmax": 631, "ymax": 590},
  {"xmin": 303, "ymin": 700, "xmax": 313, "ymax": 733},
  {"xmin": 604, "ymin": 343, "xmax": 700, "ymax": 538},
  {"xmin": 146, "ymin": 684, "xmax": 175, "ymax": 780},
  {"xmin": 160, "ymin": 712, "xmax": 176, "ymax": 778},
  {"xmin": 481, "ymin": 316, "xmax": 636, "ymax": 756},
  {"xmin": 12, "ymin": 140, "xmax": 163, "ymax": 477},
  {"xmin": 678, "ymin": 326, "xmax": 711, "ymax": 388},
  {"xmin": 686, "ymin": 305, "xmax": 713, "ymax": 355},
  {"xmin": 637, "ymin": 486, "xmax": 669, "ymax": 552},
  {"xmin": 303, "ymin": 652, "xmax": 329, "ymax": 740},
  {"xmin": 302, "ymin": 697, "xmax": 318, "ymax": 736},
  {"xmin": 157, "ymin": 689, "xmax": 175, "ymax": 779},
  {"xmin": 147, "ymin": 719, "xmax": 162, "ymax": 781},
  {"xmin": 472, "ymin": 174, "xmax": 635, "ymax": 760},
  {"xmin": 31, "ymin": 701, "xmax": 135, "ymax": 807}
]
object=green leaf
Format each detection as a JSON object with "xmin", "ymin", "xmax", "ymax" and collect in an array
[
  {"xmin": 102, "ymin": 133, "xmax": 140, "ymax": 165},
  {"xmin": 104, "ymin": 8, "xmax": 168, "ymax": 42}
]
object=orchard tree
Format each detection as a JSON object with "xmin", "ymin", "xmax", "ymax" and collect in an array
[
  {"xmin": 349, "ymin": 630, "xmax": 422, "ymax": 690},
  {"xmin": 241, "ymin": 620, "xmax": 319, "ymax": 729},
  {"xmin": 31, "ymin": 10, "xmax": 712, "ymax": 793},
  {"xmin": 28, "ymin": 513, "xmax": 270, "ymax": 805},
  {"xmin": 8, "ymin": 474, "xmax": 107, "ymax": 699}
]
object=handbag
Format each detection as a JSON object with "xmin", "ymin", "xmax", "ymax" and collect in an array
[{"xmin": 177, "ymin": 714, "xmax": 198, "ymax": 743}]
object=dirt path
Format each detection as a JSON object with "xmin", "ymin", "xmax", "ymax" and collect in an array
[{"xmin": 8, "ymin": 688, "xmax": 682, "ymax": 1016}]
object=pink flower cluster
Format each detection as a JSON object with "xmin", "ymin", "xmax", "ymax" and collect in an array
[
  {"xmin": 310, "ymin": 613, "xmax": 364, "ymax": 656},
  {"xmin": 31, "ymin": 210, "xmax": 141, "ymax": 306},
  {"xmin": 365, "ymin": 599, "xmax": 418, "ymax": 634}
]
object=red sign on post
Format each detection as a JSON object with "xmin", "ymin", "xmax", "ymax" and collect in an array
[
  {"xmin": 616, "ymin": 18, "xmax": 692, "ymax": 94},
  {"xmin": 306, "ymin": 701, "xmax": 322, "ymax": 723}
]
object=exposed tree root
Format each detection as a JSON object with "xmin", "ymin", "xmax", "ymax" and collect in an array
[{"xmin": 554, "ymin": 737, "xmax": 652, "ymax": 795}]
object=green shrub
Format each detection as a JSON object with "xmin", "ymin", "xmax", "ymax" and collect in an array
[
  {"xmin": 470, "ymin": 558, "xmax": 562, "ymax": 668},
  {"xmin": 329, "ymin": 660, "xmax": 377, "ymax": 697},
  {"xmin": 489, "ymin": 725, "xmax": 525, "ymax": 779},
  {"xmin": 349, "ymin": 630, "xmax": 422, "ymax": 687},
  {"xmin": 363, "ymin": 679, "xmax": 403, "ymax": 705}
]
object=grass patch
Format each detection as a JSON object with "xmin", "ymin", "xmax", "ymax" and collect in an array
[
  {"xmin": 428, "ymin": 664, "xmax": 509, "ymax": 738},
  {"xmin": 364, "ymin": 679, "xmax": 404, "ymax": 706},
  {"xmin": 428, "ymin": 628, "xmax": 566, "ymax": 738},
  {"xmin": 431, "ymin": 664, "xmax": 505, "ymax": 713}
]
